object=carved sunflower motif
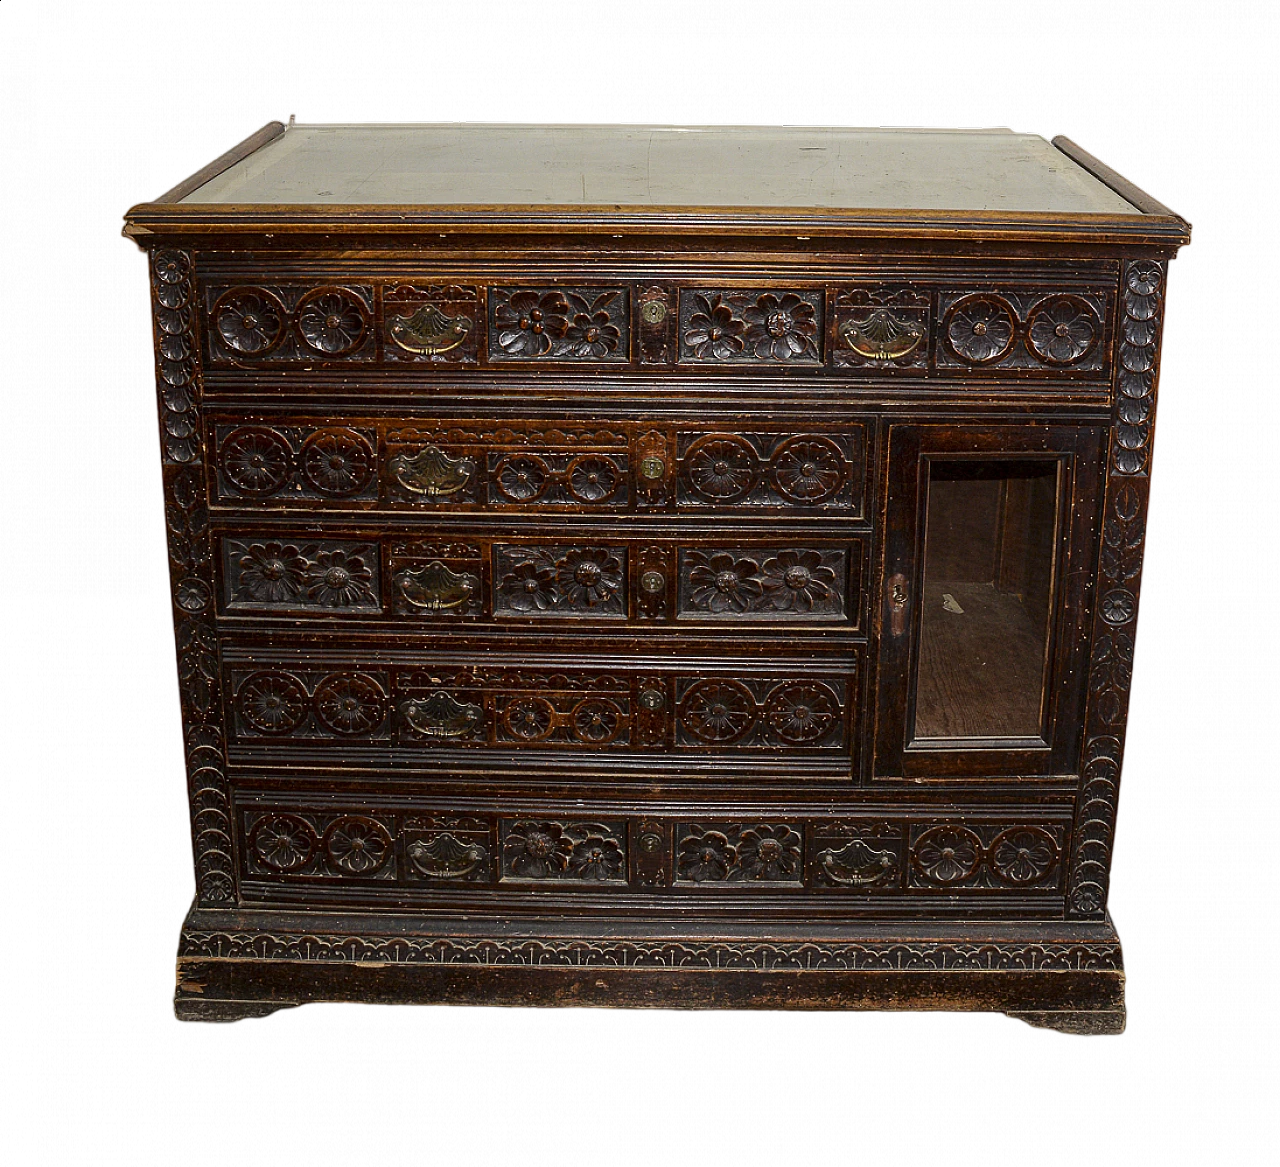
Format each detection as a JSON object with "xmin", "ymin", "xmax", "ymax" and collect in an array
[
  {"xmin": 313, "ymin": 674, "xmax": 387, "ymax": 736},
  {"xmin": 238, "ymin": 671, "xmax": 308, "ymax": 735},
  {"xmin": 1027, "ymin": 296, "xmax": 1099, "ymax": 365},
  {"xmin": 944, "ymin": 295, "xmax": 1016, "ymax": 364},
  {"xmin": 301, "ymin": 429, "xmax": 374, "ymax": 497},
  {"xmin": 683, "ymin": 294, "xmax": 746, "ymax": 360},
  {"xmin": 760, "ymin": 549, "xmax": 839, "ymax": 612},
  {"xmin": 505, "ymin": 821, "xmax": 574, "ymax": 878},
  {"xmin": 503, "ymin": 696, "xmax": 556, "ymax": 741},
  {"xmin": 324, "ymin": 816, "xmax": 392, "ymax": 876},
  {"xmin": 679, "ymin": 679, "xmax": 757, "ymax": 743},
  {"xmin": 684, "ymin": 435, "xmax": 759, "ymax": 502},
  {"xmin": 686, "ymin": 551, "xmax": 764, "ymax": 614},
  {"xmin": 221, "ymin": 427, "xmax": 292, "ymax": 496},
  {"xmin": 735, "ymin": 825, "xmax": 802, "ymax": 881},
  {"xmin": 234, "ymin": 542, "xmax": 307, "ymax": 604},
  {"xmin": 677, "ymin": 827, "xmax": 734, "ymax": 882},
  {"xmin": 770, "ymin": 437, "xmax": 845, "ymax": 503},
  {"xmin": 566, "ymin": 456, "xmax": 620, "ymax": 502},
  {"xmin": 493, "ymin": 290, "xmax": 571, "ymax": 357},
  {"xmin": 764, "ymin": 681, "xmax": 839, "ymax": 744},
  {"xmin": 297, "ymin": 289, "xmax": 368, "ymax": 355},
  {"xmin": 498, "ymin": 561, "xmax": 558, "ymax": 612},
  {"xmin": 249, "ymin": 813, "xmax": 317, "ymax": 872},
  {"xmin": 990, "ymin": 827, "xmax": 1059, "ymax": 885},
  {"xmin": 555, "ymin": 548, "xmax": 623, "ymax": 608},
  {"xmin": 741, "ymin": 292, "xmax": 819, "ymax": 360},
  {"xmin": 153, "ymin": 250, "xmax": 190, "ymax": 285},
  {"xmin": 1100, "ymin": 588, "xmax": 1137, "ymax": 625},
  {"xmin": 1127, "ymin": 263, "xmax": 1162, "ymax": 297},
  {"xmin": 304, "ymin": 549, "xmax": 375, "ymax": 608},
  {"xmin": 214, "ymin": 290, "xmax": 285, "ymax": 354},
  {"xmin": 568, "ymin": 832, "xmax": 625, "ymax": 880},
  {"xmin": 912, "ymin": 826, "xmax": 982, "ymax": 884},
  {"xmin": 571, "ymin": 699, "xmax": 621, "ymax": 743}
]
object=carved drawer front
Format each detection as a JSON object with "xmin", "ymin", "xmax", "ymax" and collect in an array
[
  {"xmin": 210, "ymin": 419, "xmax": 867, "ymax": 517},
  {"xmin": 197, "ymin": 273, "xmax": 1113, "ymax": 379},
  {"xmin": 224, "ymin": 653, "xmax": 860, "ymax": 758},
  {"xmin": 233, "ymin": 798, "xmax": 1070, "ymax": 906},
  {"xmin": 217, "ymin": 533, "xmax": 865, "ymax": 628}
]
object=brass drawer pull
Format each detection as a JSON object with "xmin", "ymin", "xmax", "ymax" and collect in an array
[
  {"xmin": 395, "ymin": 561, "xmax": 479, "ymax": 611},
  {"xmin": 400, "ymin": 692, "xmax": 483, "ymax": 738},
  {"xmin": 390, "ymin": 444, "xmax": 475, "ymax": 497},
  {"xmin": 388, "ymin": 304, "xmax": 472, "ymax": 355},
  {"xmin": 839, "ymin": 309, "xmax": 924, "ymax": 360}
]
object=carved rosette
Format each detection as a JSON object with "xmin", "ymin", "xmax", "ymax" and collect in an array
[
  {"xmin": 1067, "ymin": 260, "xmax": 1168, "ymax": 920},
  {"xmin": 150, "ymin": 248, "xmax": 234, "ymax": 908}
]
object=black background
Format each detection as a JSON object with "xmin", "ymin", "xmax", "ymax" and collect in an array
[{"xmin": 32, "ymin": 109, "xmax": 1208, "ymax": 1074}]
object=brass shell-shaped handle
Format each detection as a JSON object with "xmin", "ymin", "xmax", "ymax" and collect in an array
[
  {"xmin": 395, "ymin": 561, "xmax": 479, "ymax": 611},
  {"xmin": 839, "ymin": 309, "xmax": 924, "ymax": 360},
  {"xmin": 388, "ymin": 304, "xmax": 472, "ymax": 355},
  {"xmin": 390, "ymin": 445, "xmax": 476, "ymax": 497},
  {"xmin": 400, "ymin": 692, "xmax": 483, "ymax": 738}
]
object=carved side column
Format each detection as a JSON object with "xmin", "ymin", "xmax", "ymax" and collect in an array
[
  {"xmin": 1067, "ymin": 259, "xmax": 1167, "ymax": 919},
  {"xmin": 149, "ymin": 249, "xmax": 235, "ymax": 907}
]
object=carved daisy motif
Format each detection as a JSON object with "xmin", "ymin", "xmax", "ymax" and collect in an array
[
  {"xmin": 945, "ymin": 295, "xmax": 1016, "ymax": 364},
  {"xmin": 499, "ymin": 561, "xmax": 558, "ymax": 612},
  {"xmin": 912, "ymin": 826, "xmax": 982, "ymax": 884},
  {"xmin": 571, "ymin": 699, "xmax": 621, "ymax": 743},
  {"xmin": 324, "ymin": 817, "xmax": 392, "ymax": 875},
  {"xmin": 555, "ymin": 548, "xmax": 623, "ymax": 608},
  {"xmin": 686, "ymin": 551, "xmax": 764, "ymax": 614},
  {"xmin": 235, "ymin": 542, "xmax": 307, "ymax": 603},
  {"xmin": 495, "ymin": 455, "xmax": 550, "ymax": 502},
  {"xmin": 735, "ymin": 825, "xmax": 802, "ymax": 881},
  {"xmin": 990, "ymin": 827, "xmax": 1058, "ymax": 885},
  {"xmin": 250, "ymin": 813, "xmax": 317, "ymax": 872},
  {"xmin": 304, "ymin": 549, "xmax": 375, "ymax": 607},
  {"xmin": 742, "ymin": 292, "xmax": 819, "ymax": 360},
  {"xmin": 770, "ymin": 437, "xmax": 845, "ymax": 503},
  {"xmin": 677, "ymin": 827, "xmax": 734, "ymax": 882},
  {"xmin": 684, "ymin": 294, "xmax": 746, "ymax": 360},
  {"xmin": 760, "ymin": 549, "xmax": 838, "ymax": 612},
  {"xmin": 494, "ymin": 291, "xmax": 571, "ymax": 356},
  {"xmin": 215, "ymin": 290, "xmax": 285, "ymax": 354},
  {"xmin": 222, "ymin": 428, "xmax": 292, "ymax": 496},
  {"xmin": 764, "ymin": 681, "xmax": 839, "ymax": 744},
  {"xmin": 503, "ymin": 696, "xmax": 556, "ymax": 740},
  {"xmin": 568, "ymin": 832, "xmax": 625, "ymax": 880},
  {"xmin": 1028, "ymin": 296, "xmax": 1099, "ymax": 365},
  {"xmin": 505, "ymin": 821, "xmax": 574, "ymax": 878},
  {"xmin": 561, "ymin": 294, "xmax": 622, "ymax": 358},
  {"xmin": 297, "ymin": 290, "xmax": 367, "ymax": 355},
  {"xmin": 1127, "ymin": 263, "xmax": 1162, "ymax": 297},
  {"xmin": 679, "ymin": 679, "xmax": 757, "ymax": 743},
  {"xmin": 301, "ymin": 429, "xmax": 374, "ymax": 496},
  {"xmin": 684, "ymin": 436, "xmax": 759, "ymax": 502},
  {"xmin": 567, "ymin": 456, "xmax": 620, "ymax": 502},
  {"xmin": 238, "ymin": 671, "xmax": 308, "ymax": 735},
  {"xmin": 313, "ymin": 674, "xmax": 387, "ymax": 736}
]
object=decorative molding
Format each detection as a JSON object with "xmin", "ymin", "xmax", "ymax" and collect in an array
[{"xmin": 150, "ymin": 249, "xmax": 233, "ymax": 908}]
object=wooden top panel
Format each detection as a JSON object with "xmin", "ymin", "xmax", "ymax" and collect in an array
[{"xmin": 180, "ymin": 124, "xmax": 1140, "ymax": 214}]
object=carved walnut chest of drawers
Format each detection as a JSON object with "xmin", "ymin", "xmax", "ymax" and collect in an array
[{"xmin": 125, "ymin": 124, "xmax": 1189, "ymax": 1031}]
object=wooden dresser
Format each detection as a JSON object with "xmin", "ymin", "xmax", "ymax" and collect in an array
[{"xmin": 124, "ymin": 124, "xmax": 1189, "ymax": 1031}]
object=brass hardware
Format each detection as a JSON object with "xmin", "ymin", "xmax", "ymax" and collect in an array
[
  {"xmin": 640, "ymin": 570, "xmax": 666, "ymax": 594},
  {"xmin": 390, "ymin": 445, "xmax": 475, "ymax": 497},
  {"xmin": 639, "ymin": 688, "xmax": 665, "ymax": 712},
  {"xmin": 395, "ymin": 561, "xmax": 479, "ymax": 611},
  {"xmin": 387, "ymin": 303, "xmax": 472, "ymax": 354},
  {"xmin": 407, "ymin": 832, "xmax": 489, "ymax": 878},
  {"xmin": 400, "ymin": 692, "xmax": 483, "ymax": 738},
  {"xmin": 639, "ymin": 831, "xmax": 663, "ymax": 853},
  {"xmin": 839, "ymin": 309, "xmax": 924, "ymax": 360},
  {"xmin": 888, "ymin": 572, "xmax": 909, "ymax": 637},
  {"xmin": 641, "ymin": 299, "xmax": 667, "ymax": 325},
  {"xmin": 818, "ymin": 839, "xmax": 897, "ymax": 885},
  {"xmin": 639, "ymin": 455, "xmax": 666, "ymax": 480}
]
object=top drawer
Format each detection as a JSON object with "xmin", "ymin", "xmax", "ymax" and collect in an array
[{"xmin": 196, "ymin": 269, "xmax": 1118, "ymax": 385}]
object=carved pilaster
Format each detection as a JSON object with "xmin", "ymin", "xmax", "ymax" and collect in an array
[
  {"xmin": 1067, "ymin": 259, "xmax": 1167, "ymax": 918},
  {"xmin": 150, "ymin": 249, "xmax": 235, "ymax": 907}
]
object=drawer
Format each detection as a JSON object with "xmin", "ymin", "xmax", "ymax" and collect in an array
[
  {"xmin": 221, "ymin": 647, "xmax": 863, "ymax": 765},
  {"xmin": 208, "ymin": 416, "xmax": 869, "ymax": 518},
  {"xmin": 196, "ymin": 269, "xmax": 1118, "ymax": 383},
  {"xmin": 215, "ymin": 529, "xmax": 867, "ymax": 631}
]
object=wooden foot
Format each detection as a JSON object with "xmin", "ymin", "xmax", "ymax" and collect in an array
[
  {"xmin": 1008, "ymin": 1008, "xmax": 1126, "ymax": 1035},
  {"xmin": 174, "ymin": 996, "xmax": 300, "ymax": 1023}
]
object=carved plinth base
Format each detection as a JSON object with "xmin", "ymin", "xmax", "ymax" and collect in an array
[{"xmin": 174, "ymin": 905, "xmax": 1125, "ymax": 1032}]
